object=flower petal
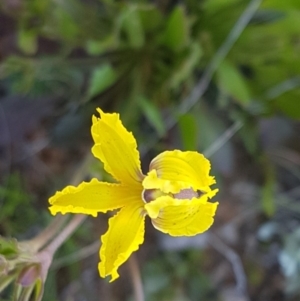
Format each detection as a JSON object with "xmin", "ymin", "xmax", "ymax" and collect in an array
[
  {"xmin": 145, "ymin": 195, "xmax": 218, "ymax": 236},
  {"xmin": 49, "ymin": 178, "xmax": 143, "ymax": 217},
  {"xmin": 99, "ymin": 202, "xmax": 145, "ymax": 282},
  {"xmin": 91, "ymin": 109, "xmax": 144, "ymax": 185},
  {"xmin": 144, "ymin": 189, "xmax": 218, "ymax": 219},
  {"xmin": 143, "ymin": 150, "xmax": 215, "ymax": 194}
]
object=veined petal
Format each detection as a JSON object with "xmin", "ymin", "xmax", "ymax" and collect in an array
[
  {"xmin": 99, "ymin": 202, "xmax": 145, "ymax": 282},
  {"xmin": 143, "ymin": 150, "xmax": 215, "ymax": 194},
  {"xmin": 49, "ymin": 178, "xmax": 143, "ymax": 217},
  {"xmin": 91, "ymin": 109, "xmax": 144, "ymax": 185},
  {"xmin": 145, "ymin": 195, "xmax": 218, "ymax": 236}
]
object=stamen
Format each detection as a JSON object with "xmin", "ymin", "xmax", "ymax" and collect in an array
[
  {"xmin": 142, "ymin": 189, "xmax": 169, "ymax": 203},
  {"xmin": 142, "ymin": 189, "xmax": 157, "ymax": 203},
  {"xmin": 173, "ymin": 188, "xmax": 204, "ymax": 200},
  {"xmin": 142, "ymin": 188, "xmax": 204, "ymax": 203}
]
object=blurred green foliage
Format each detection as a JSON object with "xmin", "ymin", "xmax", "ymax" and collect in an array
[
  {"xmin": 0, "ymin": 173, "xmax": 38, "ymax": 236},
  {"xmin": 0, "ymin": 0, "xmax": 299, "ymax": 160},
  {"xmin": 143, "ymin": 250, "xmax": 215, "ymax": 301}
]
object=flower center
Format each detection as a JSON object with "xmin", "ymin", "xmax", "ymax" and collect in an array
[
  {"xmin": 142, "ymin": 189, "xmax": 167, "ymax": 203},
  {"xmin": 173, "ymin": 188, "xmax": 202, "ymax": 199},
  {"xmin": 142, "ymin": 188, "xmax": 203, "ymax": 203}
]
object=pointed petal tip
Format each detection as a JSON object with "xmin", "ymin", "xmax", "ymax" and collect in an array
[
  {"xmin": 98, "ymin": 204, "xmax": 145, "ymax": 282},
  {"xmin": 98, "ymin": 262, "xmax": 120, "ymax": 282},
  {"xmin": 48, "ymin": 179, "xmax": 140, "ymax": 217},
  {"xmin": 96, "ymin": 107, "xmax": 103, "ymax": 115},
  {"xmin": 91, "ymin": 109, "xmax": 143, "ymax": 185},
  {"xmin": 208, "ymin": 188, "xmax": 219, "ymax": 199}
]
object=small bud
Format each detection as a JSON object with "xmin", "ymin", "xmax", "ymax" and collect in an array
[{"xmin": 18, "ymin": 264, "xmax": 41, "ymax": 287}]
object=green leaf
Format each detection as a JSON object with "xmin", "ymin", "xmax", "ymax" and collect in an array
[
  {"xmin": 217, "ymin": 60, "xmax": 251, "ymax": 105},
  {"xmin": 262, "ymin": 0, "xmax": 300, "ymax": 10},
  {"xmin": 138, "ymin": 96, "xmax": 165, "ymax": 136},
  {"xmin": 170, "ymin": 42, "xmax": 203, "ymax": 88},
  {"xmin": 85, "ymin": 35, "xmax": 115, "ymax": 55},
  {"xmin": 275, "ymin": 90, "xmax": 300, "ymax": 119},
  {"xmin": 161, "ymin": 6, "xmax": 189, "ymax": 51},
  {"xmin": 178, "ymin": 114, "xmax": 197, "ymax": 150},
  {"xmin": 0, "ymin": 237, "xmax": 19, "ymax": 258},
  {"xmin": 203, "ymin": 0, "xmax": 240, "ymax": 12},
  {"xmin": 121, "ymin": 7, "xmax": 145, "ymax": 49},
  {"xmin": 87, "ymin": 64, "xmax": 117, "ymax": 99},
  {"xmin": 54, "ymin": 7, "xmax": 78, "ymax": 41},
  {"xmin": 139, "ymin": 6, "xmax": 163, "ymax": 33},
  {"xmin": 18, "ymin": 30, "xmax": 37, "ymax": 55}
]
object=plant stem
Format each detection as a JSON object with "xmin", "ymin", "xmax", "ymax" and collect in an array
[
  {"xmin": 26, "ymin": 153, "xmax": 93, "ymax": 252},
  {"xmin": 45, "ymin": 214, "xmax": 87, "ymax": 255},
  {"xmin": 22, "ymin": 215, "xmax": 69, "ymax": 252},
  {"xmin": 128, "ymin": 255, "xmax": 144, "ymax": 301}
]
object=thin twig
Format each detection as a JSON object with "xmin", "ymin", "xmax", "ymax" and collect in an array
[
  {"xmin": 267, "ymin": 148, "xmax": 300, "ymax": 166},
  {"xmin": 22, "ymin": 215, "xmax": 68, "ymax": 252},
  {"xmin": 51, "ymin": 240, "xmax": 100, "ymax": 270},
  {"xmin": 204, "ymin": 120, "xmax": 243, "ymax": 158},
  {"xmin": 265, "ymin": 76, "xmax": 300, "ymax": 100},
  {"xmin": 45, "ymin": 214, "xmax": 86, "ymax": 255},
  {"xmin": 268, "ymin": 153, "xmax": 300, "ymax": 182},
  {"xmin": 208, "ymin": 233, "xmax": 249, "ymax": 301},
  {"xmin": 128, "ymin": 255, "xmax": 144, "ymax": 301}
]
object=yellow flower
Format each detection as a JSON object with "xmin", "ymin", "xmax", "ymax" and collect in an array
[{"xmin": 49, "ymin": 108, "xmax": 218, "ymax": 282}]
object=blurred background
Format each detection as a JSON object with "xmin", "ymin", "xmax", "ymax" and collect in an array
[{"xmin": 0, "ymin": 0, "xmax": 300, "ymax": 300}]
